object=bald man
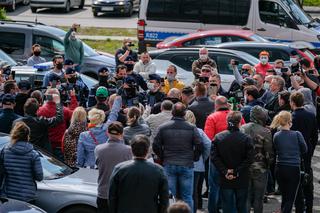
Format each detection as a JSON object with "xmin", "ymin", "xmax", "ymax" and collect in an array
[{"xmin": 192, "ymin": 47, "xmax": 217, "ymax": 79}]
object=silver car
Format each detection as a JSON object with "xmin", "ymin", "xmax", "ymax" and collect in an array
[
  {"xmin": 0, "ymin": 0, "xmax": 30, "ymax": 12},
  {"xmin": 30, "ymin": 0, "xmax": 85, "ymax": 13},
  {"xmin": 0, "ymin": 136, "xmax": 98, "ymax": 213}
]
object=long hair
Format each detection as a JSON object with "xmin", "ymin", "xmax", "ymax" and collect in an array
[
  {"xmin": 10, "ymin": 122, "xmax": 30, "ymax": 145},
  {"xmin": 270, "ymin": 111, "xmax": 292, "ymax": 129},
  {"xmin": 127, "ymin": 107, "xmax": 141, "ymax": 126},
  {"xmin": 70, "ymin": 107, "xmax": 87, "ymax": 125}
]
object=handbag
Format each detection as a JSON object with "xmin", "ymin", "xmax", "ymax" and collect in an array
[{"xmin": 0, "ymin": 147, "xmax": 6, "ymax": 191}]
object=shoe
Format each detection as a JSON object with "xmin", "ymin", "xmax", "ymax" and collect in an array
[{"xmin": 202, "ymin": 191, "xmax": 208, "ymax": 198}]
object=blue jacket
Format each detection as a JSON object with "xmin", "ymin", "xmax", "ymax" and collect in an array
[
  {"xmin": 240, "ymin": 100, "xmax": 264, "ymax": 123},
  {"xmin": 77, "ymin": 97, "xmax": 122, "ymax": 168},
  {"xmin": 0, "ymin": 109, "xmax": 21, "ymax": 134},
  {"xmin": 194, "ymin": 128, "xmax": 211, "ymax": 172},
  {"xmin": 1, "ymin": 141, "xmax": 43, "ymax": 202}
]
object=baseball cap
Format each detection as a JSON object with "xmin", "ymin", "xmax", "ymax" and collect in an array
[
  {"xmin": 149, "ymin": 74, "xmax": 161, "ymax": 83},
  {"xmin": 96, "ymin": 86, "xmax": 109, "ymax": 98},
  {"xmin": 241, "ymin": 77, "xmax": 256, "ymax": 86},
  {"xmin": 65, "ymin": 67, "xmax": 76, "ymax": 75},
  {"xmin": 98, "ymin": 67, "xmax": 109, "ymax": 73},
  {"xmin": 2, "ymin": 94, "xmax": 15, "ymax": 105},
  {"xmin": 108, "ymin": 122, "xmax": 123, "ymax": 135},
  {"xmin": 18, "ymin": 80, "xmax": 31, "ymax": 90},
  {"xmin": 64, "ymin": 59, "xmax": 74, "ymax": 66},
  {"xmin": 124, "ymin": 76, "xmax": 136, "ymax": 85}
]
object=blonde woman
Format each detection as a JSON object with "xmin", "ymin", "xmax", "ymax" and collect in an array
[
  {"xmin": 63, "ymin": 107, "xmax": 87, "ymax": 167},
  {"xmin": 1, "ymin": 122, "xmax": 43, "ymax": 203},
  {"xmin": 270, "ymin": 111, "xmax": 307, "ymax": 213}
]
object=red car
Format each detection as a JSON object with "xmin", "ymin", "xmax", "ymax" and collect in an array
[{"xmin": 156, "ymin": 29, "xmax": 269, "ymax": 49}]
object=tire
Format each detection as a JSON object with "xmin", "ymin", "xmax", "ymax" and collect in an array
[
  {"xmin": 8, "ymin": 0, "xmax": 16, "ymax": 12},
  {"xmin": 79, "ymin": 0, "xmax": 84, "ymax": 9},
  {"xmin": 93, "ymin": 11, "xmax": 98, "ymax": 17},
  {"xmin": 64, "ymin": 0, "xmax": 70, "ymax": 13},
  {"xmin": 125, "ymin": 3, "xmax": 133, "ymax": 17},
  {"xmin": 22, "ymin": 0, "xmax": 30, "ymax": 5},
  {"xmin": 31, "ymin": 7, "xmax": 37, "ymax": 13},
  {"xmin": 61, "ymin": 205, "xmax": 96, "ymax": 213}
]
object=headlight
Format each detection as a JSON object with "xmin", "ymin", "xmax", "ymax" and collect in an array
[{"xmin": 117, "ymin": 1, "xmax": 125, "ymax": 5}]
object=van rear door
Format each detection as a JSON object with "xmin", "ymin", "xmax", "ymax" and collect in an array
[{"xmin": 253, "ymin": 0, "xmax": 295, "ymax": 42}]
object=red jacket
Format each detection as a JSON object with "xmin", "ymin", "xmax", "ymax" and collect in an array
[
  {"xmin": 254, "ymin": 63, "xmax": 273, "ymax": 77},
  {"xmin": 37, "ymin": 95, "xmax": 78, "ymax": 150},
  {"xmin": 204, "ymin": 109, "xmax": 245, "ymax": 141}
]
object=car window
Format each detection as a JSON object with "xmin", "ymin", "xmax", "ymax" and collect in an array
[
  {"xmin": 33, "ymin": 35, "xmax": 65, "ymax": 59},
  {"xmin": 0, "ymin": 32, "xmax": 25, "ymax": 56},
  {"xmin": 212, "ymin": 53, "xmax": 247, "ymax": 75},
  {"xmin": 170, "ymin": 53, "xmax": 197, "ymax": 71},
  {"xmin": 14, "ymin": 73, "xmax": 44, "ymax": 89},
  {"xmin": 259, "ymin": 1, "xmax": 293, "ymax": 28},
  {"xmin": 226, "ymin": 36, "xmax": 248, "ymax": 42}
]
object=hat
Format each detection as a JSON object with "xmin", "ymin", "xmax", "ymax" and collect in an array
[
  {"xmin": 250, "ymin": 106, "xmax": 268, "ymax": 126},
  {"xmin": 96, "ymin": 86, "xmax": 109, "ymax": 98},
  {"xmin": 18, "ymin": 80, "xmax": 31, "ymax": 90},
  {"xmin": 241, "ymin": 77, "xmax": 256, "ymax": 86},
  {"xmin": 108, "ymin": 122, "xmax": 123, "ymax": 135},
  {"xmin": 124, "ymin": 76, "xmax": 136, "ymax": 85},
  {"xmin": 48, "ymin": 73, "xmax": 61, "ymax": 83},
  {"xmin": 64, "ymin": 59, "xmax": 74, "ymax": 66},
  {"xmin": 149, "ymin": 74, "xmax": 161, "ymax": 82},
  {"xmin": 65, "ymin": 67, "xmax": 76, "ymax": 75},
  {"xmin": 2, "ymin": 94, "xmax": 15, "ymax": 105},
  {"xmin": 98, "ymin": 67, "xmax": 109, "ymax": 73}
]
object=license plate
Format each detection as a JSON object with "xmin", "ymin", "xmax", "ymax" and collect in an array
[{"xmin": 101, "ymin": 7, "xmax": 113, "ymax": 11}]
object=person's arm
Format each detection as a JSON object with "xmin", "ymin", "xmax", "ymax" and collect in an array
[
  {"xmin": 27, "ymin": 57, "xmax": 34, "ymax": 66},
  {"xmin": 108, "ymin": 167, "xmax": 120, "ymax": 213},
  {"xmin": 32, "ymin": 152, "xmax": 43, "ymax": 181},
  {"xmin": 234, "ymin": 137, "xmax": 254, "ymax": 175},
  {"xmin": 193, "ymin": 127, "xmax": 203, "ymax": 161},
  {"xmin": 212, "ymin": 138, "xmax": 228, "ymax": 176},
  {"xmin": 42, "ymin": 73, "xmax": 50, "ymax": 87},
  {"xmin": 68, "ymin": 90, "xmax": 79, "ymax": 111},
  {"xmin": 199, "ymin": 129, "xmax": 211, "ymax": 161},
  {"xmin": 301, "ymin": 72, "xmax": 319, "ymax": 92},
  {"xmin": 133, "ymin": 62, "xmax": 140, "ymax": 74},
  {"xmin": 79, "ymin": 42, "xmax": 84, "ymax": 65},
  {"xmin": 64, "ymin": 28, "xmax": 73, "ymax": 47},
  {"xmin": 104, "ymin": 96, "xmax": 122, "ymax": 129},
  {"xmin": 297, "ymin": 131, "xmax": 308, "ymax": 155},
  {"xmin": 118, "ymin": 50, "xmax": 130, "ymax": 63},
  {"xmin": 191, "ymin": 60, "xmax": 201, "ymax": 78},
  {"xmin": 152, "ymin": 129, "xmax": 162, "ymax": 159},
  {"xmin": 204, "ymin": 116, "xmax": 215, "ymax": 141},
  {"xmin": 231, "ymin": 63, "xmax": 243, "ymax": 84},
  {"xmin": 290, "ymin": 75, "xmax": 302, "ymax": 90},
  {"xmin": 158, "ymin": 168, "xmax": 169, "ymax": 213},
  {"xmin": 77, "ymin": 134, "xmax": 85, "ymax": 167},
  {"xmin": 138, "ymin": 74, "xmax": 148, "ymax": 91},
  {"xmin": 264, "ymin": 129, "xmax": 275, "ymax": 167},
  {"xmin": 39, "ymin": 103, "xmax": 64, "ymax": 127}
]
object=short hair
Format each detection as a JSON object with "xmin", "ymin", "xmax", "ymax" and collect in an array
[
  {"xmin": 4, "ymin": 80, "xmax": 16, "ymax": 94},
  {"xmin": 24, "ymin": 98, "xmax": 39, "ymax": 116},
  {"xmin": 161, "ymin": 100, "xmax": 173, "ymax": 111},
  {"xmin": 116, "ymin": 64, "xmax": 127, "ymax": 73},
  {"xmin": 272, "ymin": 76, "xmax": 285, "ymax": 91},
  {"xmin": 52, "ymin": 55, "xmax": 63, "ymax": 62},
  {"xmin": 227, "ymin": 111, "xmax": 242, "ymax": 128},
  {"xmin": 215, "ymin": 96, "xmax": 228, "ymax": 108},
  {"xmin": 275, "ymin": 59, "xmax": 285, "ymax": 66},
  {"xmin": 88, "ymin": 108, "xmax": 106, "ymax": 125},
  {"xmin": 108, "ymin": 121, "xmax": 124, "ymax": 135},
  {"xmin": 300, "ymin": 58, "xmax": 311, "ymax": 68},
  {"xmin": 168, "ymin": 65, "xmax": 177, "ymax": 73},
  {"xmin": 181, "ymin": 86, "xmax": 194, "ymax": 97},
  {"xmin": 211, "ymin": 73, "xmax": 221, "ymax": 80},
  {"xmin": 167, "ymin": 201, "xmax": 192, "ymax": 213},
  {"xmin": 195, "ymin": 82, "xmax": 207, "ymax": 97},
  {"xmin": 244, "ymin": 85, "xmax": 259, "ymax": 100},
  {"xmin": 31, "ymin": 90, "xmax": 43, "ymax": 105},
  {"xmin": 32, "ymin": 44, "xmax": 41, "ymax": 51},
  {"xmin": 168, "ymin": 88, "xmax": 181, "ymax": 99},
  {"xmin": 279, "ymin": 90, "xmax": 291, "ymax": 105},
  {"xmin": 130, "ymin": 135, "xmax": 150, "ymax": 157},
  {"xmin": 172, "ymin": 102, "xmax": 186, "ymax": 117},
  {"xmin": 290, "ymin": 92, "xmax": 304, "ymax": 108}
]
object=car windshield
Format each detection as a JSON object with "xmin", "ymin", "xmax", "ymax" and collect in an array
[
  {"xmin": 281, "ymin": 0, "xmax": 312, "ymax": 25},
  {"xmin": 0, "ymin": 49, "xmax": 17, "ymax": 66},
  {"xmin": 249, "ymin": 34, "xmax": 269, "ymax": 42}
]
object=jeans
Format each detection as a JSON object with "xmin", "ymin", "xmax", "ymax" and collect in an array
[
  {"xmin": 164, "ymin": 164, "xmax": 194, "ymax": 211},
  {"xmin": 247, "ymin": 172, "xmax": 268, "ymax": 213},
  {"xmin": 221, "ymin": 188, "xmax": 248, "ymax": 213},
  {"xmin": 193, "ymin": 172, "xmax": 204, "ymax": 212},
  {"xmin": 97, "ymin": 197, "xmax": 109, "ymax": 213},
  {"xmin": 275, "ymin": 165, "xmax": 300, "ymax": 213},
  {"xmin": 208, "ymin": 162, "xmax": 220, "ymax": 213}
]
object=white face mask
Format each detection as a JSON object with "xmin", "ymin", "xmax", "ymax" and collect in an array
[
  {"xmin": 294, "ymin": 75, "xmax": 302, "ymax": 83},
  {"xmin": 274, "ymin": 68, "xmax": 282, "ymax": 75},
  {"xmin": 199, "ymin": 54, "xmax": 208, "ymax": 61},
  {"xmin": 167, "ymin": 74, "xmax": 175, "ymax": 81},
  {"xmin": 70, "ymin": 32, "xmax": 77, "ymax": 40},
  {"xmin": 290, "ymin": 57, "xmax": 298, "ymax": 64},
  {"xmin": 260, "ymin": 56, "xmax": 269, "ymax": 65},
  {"xmin": 147, "ymin": 82, "xmax": 155, "ymax": 91},
  {"xmin": 264, "ymin": 82, "xmax": 270, "ymax": 90}
]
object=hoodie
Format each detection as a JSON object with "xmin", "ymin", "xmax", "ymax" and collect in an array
[{"xmin": 1, "ymin": 141, "xmax": 43, "ymax": 202}]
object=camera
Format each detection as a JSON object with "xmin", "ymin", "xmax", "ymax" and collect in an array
[
  {"xmin": 281, "ymin": 67, "xmax": 289, "ymax": 73},
  {"xmin": 199, "ymin": 76, "xmax": 209, "ymax": 83},
  {"xmin": 229, "ymin": 89, "xmax": 244, "ymax": 101},
  {"xmin": 291, "ymin": 63, "xmax": 301, "ymax": 73},
  {"xmin": 127, "ymin": 43, "xmax": 135, "ymax": 47},
  {"xmin": 233, "ymin": 60, "xmax": 239, "ymax": 66}
]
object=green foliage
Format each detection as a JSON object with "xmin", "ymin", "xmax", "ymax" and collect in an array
[
  {"xmin": 304, "ymin": 0, "xmax": 320, "ymax": 6},
  {"xmin": 0, "ymin": 8, "xmax": 8, "ymax": 20}
]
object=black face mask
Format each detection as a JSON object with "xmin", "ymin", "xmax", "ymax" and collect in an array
[
  {"xmin": 34, "ymin": 51, "xmax": 41, "ymax": 56},
  {"xmin": 68, "ymin": 77, "xmax": 77, "ymax": 84},
  {"xmin": 124, "ymin": 87, "xmax": 137, "ymax": 99},
  {"xmin": 56, "ymin": 63, "xmax": 63, "ymax": 70},
  {"xmin": 99, "ymin": 75, "xmax": 109, "ymax": 87}
]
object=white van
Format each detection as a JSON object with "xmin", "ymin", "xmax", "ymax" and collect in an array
[{"xmin": 138, "ymin": 0, "xmax": 320, "ymax": 52}]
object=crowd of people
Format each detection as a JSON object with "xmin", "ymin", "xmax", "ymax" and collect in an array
[{"xmin": 0, "ymin": 24, "xmax": 320, "ymax": 213}]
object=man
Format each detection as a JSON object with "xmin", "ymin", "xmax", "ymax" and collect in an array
[
  {"xmin": 192, "ymin": 47, "xmax": 217, "ymax": 79},
  {"xmin": 152, "ymin": 88, "xmax": 181, "ymax": 114},
  {"xmin": 153, "ymin": 103, "xmax": 203, "ymax": 210},
  {"xmin": 133, "ymin": 52, "xmax": 156, "ymax": 80},
  {"xmin": 95, "ymin": 122, "xmax": 132, "ymax": 213},
  {"xmin": 64, "ymin": 24, "xmax": 84, "ymax": 72},
  {"xmin": 0, "ymin": 94, "xmax": 21, "ymax": 134},
  {"xmin": 240, "ymin": 85, "xmax": 264, "ymax": 123},
  {"xmin": 253, "ymin": 73, "xmax": 266, "ymax": 98},
  {"xmin": 181, "ymin": 86, "xmax": 194, "ymax": 106},
  {"xmin": 163, "ymin": 65, "xmax": 185, "ymax": 94},
  {"xmin": 290, "ymin": 92, "xmax": 318, "ymax": 213},
  {"xmin": 110, "ymin": 65, "xmax": 127, "ymax": 84},
  {"xmin": 241, "ymin": 106, "xmax": 274, "ymax": 213},
  {"xmin": 254, "ymin": 51, "xmax": 273, "ymax": 77},
  {"xmin": 115, "ymin": 38, "xmax": 138, "ymax": 71},
  {"xmin": 90, "ymin": 86, "xmax": 109, "ymax": 112},
  {"xmin": 212, "ymin": 111, "xmax": 254, "ymax": 213},
  {"xmin": 264, "ymin": 76, "xmax": 285, "ymax": 119},
  {"xmin": 14, "ymin": 80, "xmax": 31, "ymax": 116},
  {"xmin": 146, "ymin": 74, "xmax": 166, "ymax": 107},
  {"xmin": 27, "ymin": 44, "xmax": 46, "ymax": 66},
  {"xmin": 204, "ymin": 96, "xmax": 245, "ymax": 213},
  {"xmin": 109, "ymin": 135, "xmax": 169, "ymax": 213},
  {"xmin": 145, "ymin": 100, "xmax": 173, "ymax": 142},
  {"xmin": 126, "ymin": 64, "xmax": 148, "ymax": 91},
  {"xmin": 208, "ymin": 74, "xmax": 228, "ymax": 100},
  {"xmin": 0, "ymin": 80, "xmax": 18, "ymax": 109},
  {"xmin": 43, "ymin": 55, "xmax": 65, "ymax": 87}
]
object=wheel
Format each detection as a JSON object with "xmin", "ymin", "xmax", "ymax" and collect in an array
[
  {"xmin": 61, "ymin": 205, "xmax": 96, "ymax": 213},
  {"xmin": 79, "ymin": 0, "xmax": 84, "ymax": 9},
  {"xmin": 31, "ymin": 7, "xmax": 37, "ymax": 13},
  {"xmin": 64, "ymin": 0, "xmax": 70, "ymax": 13},
  {"xmin": 125, "ymin": 3, "xmax": 133, "ymax": 17},
  {"xmin": 8, "ymin": 0, "xmax": 16, "ymax": 12},
  {"xmin": 93, "ymin": 11, "xmax": 98, "ymax": 17},
  {"xmin": 22, "ymin": 0, "xmax": 30, "ymax": 5}
]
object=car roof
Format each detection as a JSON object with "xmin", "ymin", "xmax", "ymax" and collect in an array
[
  {"xmin": 187, "ymin": 29, "xmax": 255, "ymax": 38},
  {"xmin": 212, "ymin": 41, "xmax": 295, "ymax": 49}
]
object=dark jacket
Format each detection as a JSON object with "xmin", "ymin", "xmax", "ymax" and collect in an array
[
  {"xmin": 16, "ymin": 104, "xmax": 64, "ymax": 152},
  {"xmin": 109, "ymin": 159, "xmax": 169, "ymax": 213},
  {"xmin": 212, "ymin": 129, "xmax": 254, "ymax": 189},
  {"xmin": 264, "ymin": 92, "xmax": 281, "ymax": 120},
  {"xmin": 240, "ymin": 99, "xmax": 264, "ymax": 123},
  {"xmin": 1, "ymin": 141, "xmax": 43, "ymax": 202},
  {"xmin": 147, "ymin": 90, "xmax": 166, "ymax": 107},
  {"xmin": 188, "ymin": 96, "xmax": 215, "ymax": 129},
  {"xmin": 153, "ymin": 117, "xmax": 203, "ymax": 167},
  {"xmin": 191, "ymin": 57, "xmax": 217, "ymax": 78},
  {"xmin": 14, "ymin": 93, "xmax": 29, "ymax": 116},
  {"xmin": 0, "ymin": 109, "xmax": 21, "ymax": 134},
  {"xmin": 127, "ymin": 72, "xmax": 148, "ymax": 91}
]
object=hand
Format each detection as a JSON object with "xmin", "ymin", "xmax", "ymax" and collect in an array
[
  {"xmin": 52, "ymin": 94, "xmax": 60, "ymax": 104},
  {"xmin": 124, "ymin": 50, "xmax": 130, "ymax": 56},
  {"xmin": 230, "ymin": 59, "xmax": 237, "ymax": 68},
  {"xmin": 72, "ymin": 23, "xmax": 79, "ymax": 30}
]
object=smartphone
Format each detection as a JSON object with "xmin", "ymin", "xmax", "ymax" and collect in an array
[
  {"xmin": 233, "ymin": 60, "xmax": 239, "ymax": 66},
  {"xmin": 281, "ymin": 67, "xmax": 289, "ymax": 73},
  {"xmin": 11, "ymin": 70, "xmax": 15, "ymax": 80},
  {"xmin": 199, "ymin": 76, "xmax": 209, "ymax": 83}
]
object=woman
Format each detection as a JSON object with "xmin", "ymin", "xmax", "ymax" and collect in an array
[
  {"xmin": 270, "ymin": 111, "xmax": 307, "ymax": 213},
  {"xmin": 1, "ymin": 121, "xmax": 43, "ymax": 203},
  {"xmin": 63, "ymin": 107, "xmax": 87, "ymax": 167},
  {"xmin": 123, "ymin": 106, "xmax": 151, "ymax": 145},
  {"xmin": 278, "ymin": 90, "xmax": 291, "ymax": 112}
]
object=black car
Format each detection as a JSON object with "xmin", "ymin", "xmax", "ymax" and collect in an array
[
  {"xmin": 92, "ymin": 0, "xmax": 140, "ymax": 17},
  {"xmin": 0, "ymin": 197, "xmax": 46, "ymax": 213}
]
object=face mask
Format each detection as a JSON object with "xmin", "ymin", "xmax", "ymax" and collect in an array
[
  {"xmin": 294, "ymin": 75, "xmax": 302, "ymax": 83},
  {"xmin": 167, "ymin": 74, "xmax": 175, "ymax": 81},
  {"xmin": 260, "ymin": 57, "xmax": 268, "ymax": 65},
  {"xmin": 68, "ymin": 77, "xmax": 77, "ymax": 84},
  {"xmin": 70, "ymin": 32, "xmax": 77, "ymax": 40},
  {"xmin": 99, "ymin": 75, "xmax": 109, "ymax": 86},
  {"xmin": 264, "ymin": 82, "xmax": 270, "ymax": 90},
  {"xmin": 290, "ymin": 57, "xmax": 298, "ymax": 64},
  {"xmin": 199, "ymin": 54, "xmax": 208, "ymax": 61},
  {"xmin": 34, "ymin": 51, "xmax": 41, "ymax": 57},
  {"xmin": 147, "ymin": 82, "xmax": 155, "ymax": 91},
  {"xmin": 56, "ymin": 63, "xmax": 63, "ymax": 70},
  {"xmin": 274, "ymin": 68, "xmax": 282, "ymax": 75}
]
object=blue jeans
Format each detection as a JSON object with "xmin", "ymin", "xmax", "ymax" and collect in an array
[
  {"xmin": 208, "ymin": 162, "xmax": 220, "ymax": 213},
  {"xmin": 164, "ymin": 164, "xmax": 194, "ymax": 210},
  {"xmin": 221, "ymin": 188, "xmax": 248, "ymax": 213}
]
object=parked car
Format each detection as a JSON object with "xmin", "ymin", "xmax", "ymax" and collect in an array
[
  {"xmin": 0, "ymin": 135, "xmax": 98, "ymax": 213},
  {"xmin": 0, "ymin": 0, "xmax": 29, "ymax": 12},
  {"xmin": 0, "ymin": 20, "xmax": 115, "ymax": 79},
  {"xmin": 156, "ymin": 29, "xmax": 269, "ymax": 49},
  {"xmin": 0, "ymin": 49, "xmax": 17, "ymax": 67},
  {"xmin": 30, "ymin": 0, "xmax": 85, "ymax": 13},
  {"xmin": 0, "ymin": 197, "xmax": 46, "ymax": 213},
  {"xmin": 149, "ymin": 47, "xmax": 260, "ymax": 90},
  {"xmin": 91, "ymin": 0, "xmax": 140, "ymax": 17},
  {"xmin": 211, "ymin": 41, "xmax": 315, "ymax": 66}
]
